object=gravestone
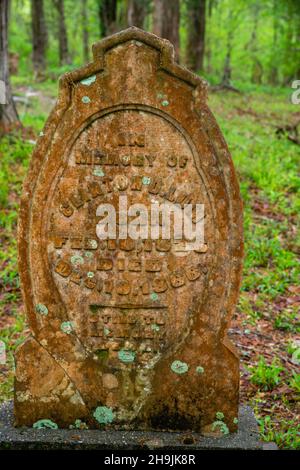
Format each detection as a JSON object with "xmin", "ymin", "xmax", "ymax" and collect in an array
[{"xmin": 16, "ymin": 27, "xmax": 243, "ymax": 434}]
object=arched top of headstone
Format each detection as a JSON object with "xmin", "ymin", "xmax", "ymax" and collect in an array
[{"xmin": 57, "ymin": 27, "xmax": 207, "ymax": 110}]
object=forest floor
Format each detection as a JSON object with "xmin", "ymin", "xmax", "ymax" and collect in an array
[{"xmin": 0, "ymin": 79, "xmax": 299, "ymax": 449}]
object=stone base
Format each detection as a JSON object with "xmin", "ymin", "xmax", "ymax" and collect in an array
[{"xmin": 0, "ymin": 401, "xmax": 274, "ymax": 450}]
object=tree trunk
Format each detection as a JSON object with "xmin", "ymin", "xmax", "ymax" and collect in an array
[
  {"xmin": 295, "ymin": 7, "xmax": 300, "ymax": 79},
  {"xmin": 153, "ymin": 0, "xmax": 180, "ymax": 60},
  {"xmin": 221, "ymin": 12, "xmax": 234, "ymax": 86},
  {"xmin": 222, "ymin": 43, "xmax": 232, "ymax": 86},
  {"xmin": 31, "ymin": 0, "xmax": 47, "ymax": 76},
  {"xmin": 98, "ymin": 0, "xmax": 118, "ymax": 37},
  {"xmin": 247, "ymin": 7, "xmax": 263, "ymax": 84},
  {"xmin": 53, "ymin": 0, "xmax": 70, "ymax": 66},
  {"xmin": 82, "ymin": 0, "xmax": 89, "ymax": 62},
  {"xmin": 127, "ymin": 0, "xmax": 149, "ymax": 28},
  {"xmin": 186, "ymin": 0, "xmax": 206, "ymax": 72},
  {"xmin": 0, "ymin": 0, "xmax": 19, "ymax": 128},
  {"xmin": 268, "ymin": 0, "xmax": 278, "ymax": 85},
  {"xmin": 205, "ymin": 0, "xmax": 214, "ymax": 74}
]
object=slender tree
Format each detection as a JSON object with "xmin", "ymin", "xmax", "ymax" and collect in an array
[
  {"xmin": 205, "ymin": 0, "xmax": 215, "ymax": 74},
  {"xmin": 222, "ymin": 27, "xmax": 234, "ymax": 86},
  {"xmin": 268, "ymin": 0, "xmax": 279, "ymax": 85},
  {"xmin": 186, "ymin": 0, "xmax": 206, "ymax": 72},
  {"xmin": 0, "ymin": 0, "xmax": 19, "ymax": 128},
  {"xmin": 297, "ymin": 19, "xmax": 300, "ymax": 79},
  {"xmin": 82, "ymin": 0, "xmax": 89, "ymax": 62},
  {"xmin": 127, "ymin": 0, "xmax": 149, "ymax": 28},
  {"xmin": 287, "ymin": 0, "xmax": 300, "ymax": 80},
  {"xmin": 53, "ymin": 0, "xmax": 70, "ymax": 66},
  {"xmin": 153, "ymin": 0, "xmax": 180, "ymax": 59},
  {"xmin": 31, "ymin": 0, "xmax": 48, "ymax": 75},
  {"xmin": 220, "ymin": 7, "xmax": 238, "ymax": 87},
  {"xmin": 249, "ymin": 7, "xmax": 263, "ymax": 84},
  {"xmin": 98, "ymin": 0, "xmax": 118, "ymax": 37}
]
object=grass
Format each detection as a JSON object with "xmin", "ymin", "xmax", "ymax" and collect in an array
[
  {"xmin": 258, "ymin": 415, "xmax": 300, "ymax": 450},
  {"xmin": 210, "ymin": 87, "xmax": 300, "ymax": 449},
  {"xmin": 0, "ymin": 78, "xmax": 299, "ymax": 448},
  {"xmin": 249, "ymin": 356, "xmax": 283, "ymax": 391}
]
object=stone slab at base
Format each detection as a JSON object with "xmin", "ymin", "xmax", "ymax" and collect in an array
[{"xmin": 0, "ymin": 402, "xmax": 274, "ymax": 450}]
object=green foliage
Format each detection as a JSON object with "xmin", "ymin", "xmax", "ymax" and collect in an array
[
  {"xmin": 210, "ymin": 88, "xmax": 300, "ymax": 303},
  {"xmin": 274, "ymin": 309, "xmax": 300, "ymax": 333},
  {"xmin": 237, "ymin": 297, "xmax": 263, "ymax": 327},
  {"xmin": 0, "ymin": 134, "xmax": 31, "ymax": 405},
  {"xmin": 258, "ymin": 415, "xmax": 300, "ymax": 450},
  {"xmin": 10, "ymin": 0, "xmax": 102, "ymax": 75},
  {"xmin": 0, "ymin": 136, "xmax": 31, "ymax": 294},
  {"xmin": 286, "ymin": 341, "xmax": 299, "ymax": 356},
  {"xmin": 0, "ymin": 314, "xmax": 26, "ymax": 403},
  {"xmin": 249, "ymin": 356, "xmax": 283, "ymax": 391},
  {"xmin": 0, "ymin": 135, "xmax": 31, "ymax": 208},
  {"xmin": 7, "ymin": 0, "xmax": 300, "ymax": 86},
  {"xmin": 289, "ymin": 372, "xmax": 300, "ymax": 394}
]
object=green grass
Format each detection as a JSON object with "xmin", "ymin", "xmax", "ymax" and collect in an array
[
  {"xmin": 249, "ymin": 356, "xmax": 284, "ymax": 391},
  {"xmin": 274, "ymin": 309, "xmax": 300, "ymax": 333},
  {"xmin": 209, "ymin": 89, "xmax": 300, "ymax": 304},
  {"xmin": 258, "ymin": 415, "xmax": 300, "ymax": 450},
  {"xmin": 11, "ymin": 75, "xmax": 59, "ymax": 95},
  {"xmin": 0, "ymin": 135, "xmax": 31, "ymax": 293},
  {"xmin": 209, "ymin": 90, "xmax": 300, "ymax": 217},
  {"xmin": 289, "ymin": 372, "xmax": 300, "ymax": 394},
  {"xmin": 0, "ymin": 314, "xmax": 26, "ymax": 402},
  {"xmin": 0, "ymin": 134, "xmax": 31, "ymax": 206}
]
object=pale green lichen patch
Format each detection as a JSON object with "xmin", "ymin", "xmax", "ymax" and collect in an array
[
  {"xmin": 212, "ymin": 420, "xmax": 229, "ymax": 435},
  {"xmin": 196, "ymin": 365, "xmax": 204, "ymax": 374},
  {"xmin": 118, "ymin": 349, "xmax": 136, "ymax": 363},
  {"xmin": 33, "ymin": 419, "xmax": 58, "ymax": 429},
  {"xmin": 150, "ymin": 292, "xmax": 158, "ymax": 301},
  {"xmin": 87, "ymin": 239, "xmax": 98, "ymax": 249},
  {"xmin": 151, "ymin": 323, "xmax": 160, "ymax": 332},
  {"xmin": 87, "ymin": 271, "xmax": 95, "ymax": 278},
  {"xmin": 80, "ymin": 75, "xmax": 96, "ymax": 86},
  {"xmin": 71, "ymin": 255, "xmax": 84, "ymax": 265},
  {"xmin": 93, "ymin": 406, "xmax": 114, "ymax": 424},
  {"xmin": 35, "ymin": 303, "xmax": 48, "ymax": 316},
  {"xmin": 142, "ymin": 176, "xmax": 151, "ymax": 185},
  {"xmin": 60, "ymin": 321, "xmax": 73, "ymax": 334},
  {"xmin": 171, "ymin": 360, "xmax": 189, "ymax": 374},
  {"xmin": 82, "ymin": 95, "xmax": 91, "ymax": 103},
  {"xmin": 93, "ymin": 167, "xmax": 104, "ymax": 177},
  {"xmin": 85, "ymin": 251, "xmax": 94, "ymax": 258},
  {"xmin": 161, "ymin": 100, "xmax": 169, "ymax": 106},
  {"xmin": 233, "ymin": 417, "xmax": 238, "ymax": 424},
  {"xmin": 103, "ymin": 327, "xmax": 110, "ymax": 336},
  {"xmin": 216, "ymin": 411, "xmax": 224, "ymax": 420}
]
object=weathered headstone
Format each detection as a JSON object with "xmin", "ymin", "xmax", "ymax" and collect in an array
[{"xmin": 16, "ymin": 27, "xmax": 243, "ymax": 433}]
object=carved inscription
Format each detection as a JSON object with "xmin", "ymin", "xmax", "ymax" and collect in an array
[{"xmin": 47, "ymin": 110, "xmax": 212, "ymax": 357}]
